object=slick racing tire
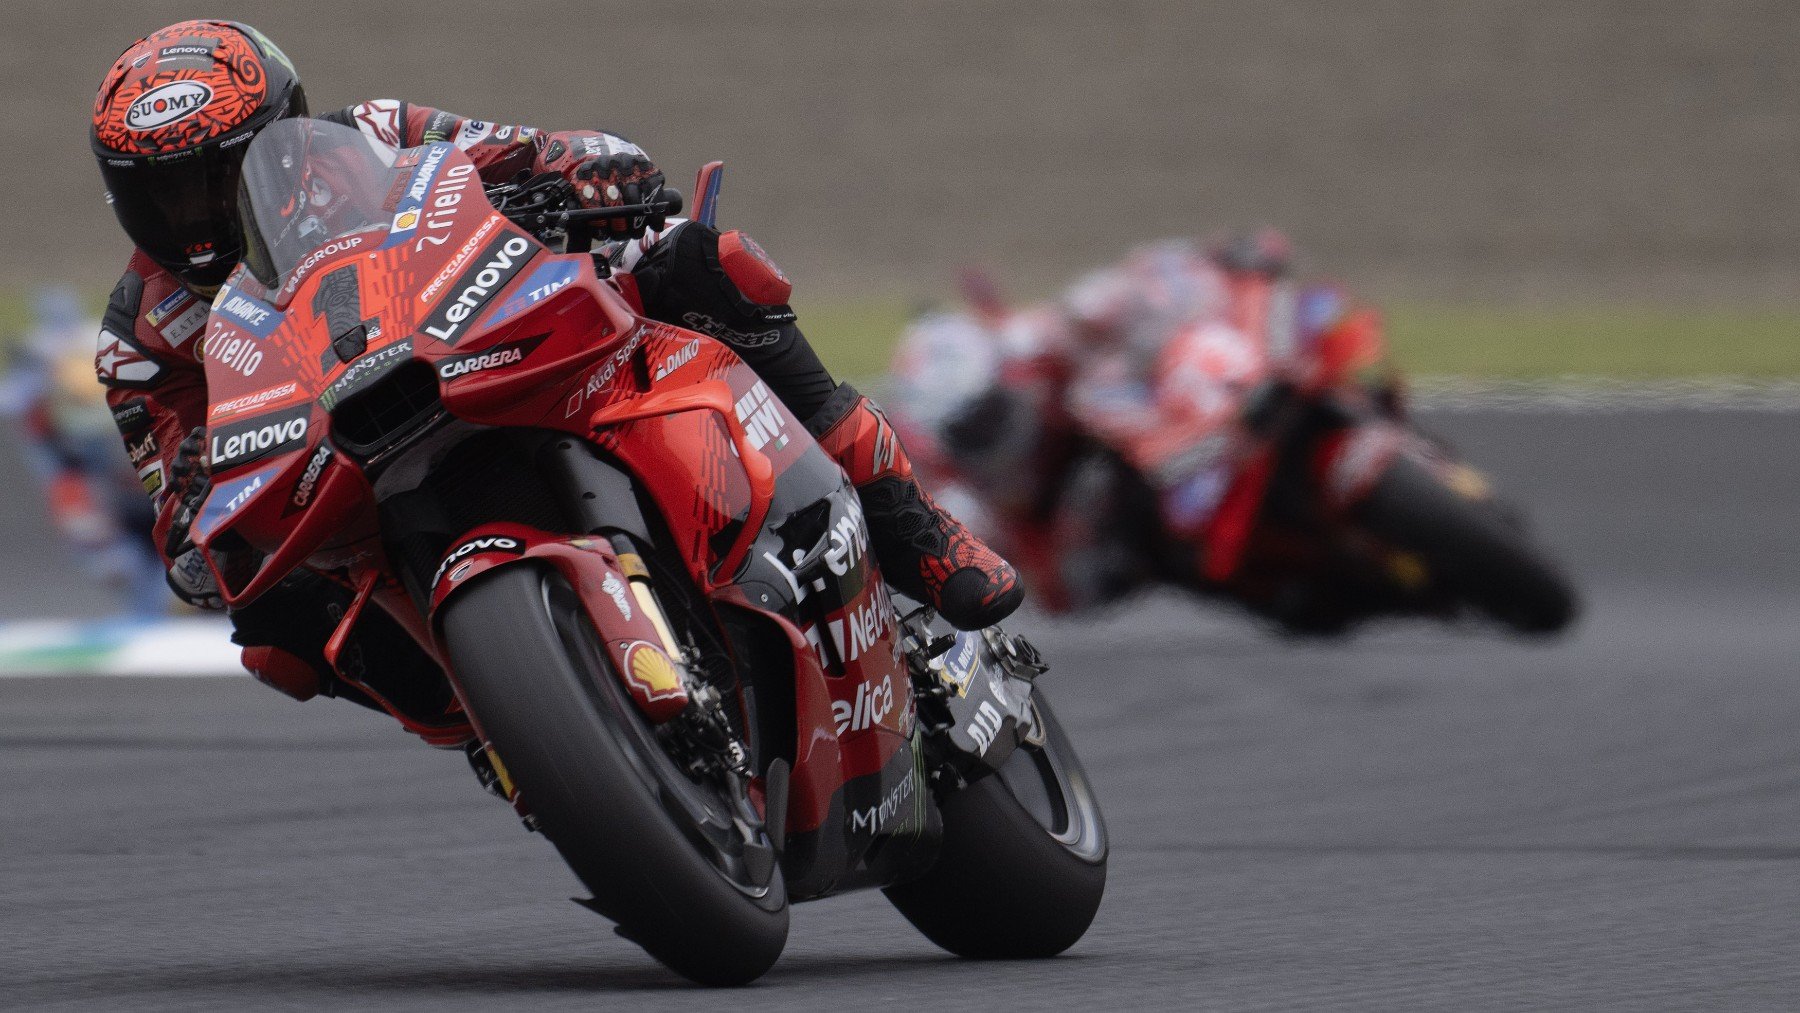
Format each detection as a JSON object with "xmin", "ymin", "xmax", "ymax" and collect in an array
[
  {"xmin": 441, "ymin": 565, "xmax": 788, "ymax": 986},
  {"xmin": 882, "ymin": 693, "xmax": 1107, "ymax": 958},
  {"xmin": 1355, "ymin": 453, "xmax": 1579, "ymax": 634}
]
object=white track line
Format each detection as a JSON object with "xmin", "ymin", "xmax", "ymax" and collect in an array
[{"xmin": 0, "ymin": 617, "xmax": 242, "ymax": 677}]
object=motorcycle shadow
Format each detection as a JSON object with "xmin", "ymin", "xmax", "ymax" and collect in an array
[{"xmin": 104, "ymin": 949, "xmax": 1092, "ymax": 995}]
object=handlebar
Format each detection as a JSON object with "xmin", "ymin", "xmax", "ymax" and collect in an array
[
  {"xmin": 507, "ymin": 190, "xmax": 685, "ymax": 233},
  {"xmin": 487, "ymin": 172, "xmax": 684, "ymax": 247},
  {"xmin": 564, "ymin": 191, "xmax": 685, "ymax": 224}
]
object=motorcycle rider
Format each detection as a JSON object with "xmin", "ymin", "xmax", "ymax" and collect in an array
[
  {"xmin": 894, "ymin": 232, "xmax": 1368, "ymax": 611},
  {"xmin": 91, "ymin": 21, "xmax": 1020, "ymax": 716}
]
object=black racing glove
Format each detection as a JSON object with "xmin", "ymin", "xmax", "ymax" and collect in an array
[
  {"xmin": 570, "ymin": 151, "xmax": 668, "ymax": 239},
  {"xmin": 163, "ymin": 427, "xmax": 222, "ymax": 610},
  {"xmin": 163, "ymin": 428, "xmax": 209, "ymax": 558}
]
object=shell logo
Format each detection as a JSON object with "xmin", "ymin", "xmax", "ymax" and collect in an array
[
  {"xmin": 625, "ymin": 642, "xmax": 684, "ymax": 701},
  {"xmin": 125, "ymin": 81, "xmax": 215, "ymax": 131}
]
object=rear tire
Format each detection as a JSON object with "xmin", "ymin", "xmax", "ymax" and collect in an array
[
  {"xmin": 441, "ymin": 564, "xmax": 788, "ymax": 985},
  {"xmin": 1355, "ymin": 454, "xmax": 1578, "ymax": 634},
  {"xmin": 883, "ymin": 694, "xmax": 1107, "ymax": 958}
]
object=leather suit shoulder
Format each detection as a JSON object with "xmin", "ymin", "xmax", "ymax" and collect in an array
[{"xmin": 95, "ymin": 251, "xmax": 207, "ymax": 388}]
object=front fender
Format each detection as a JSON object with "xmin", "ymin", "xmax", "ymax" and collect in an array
[{"xmin": 429, "ymin": 521, "xmax": 690, "ymax": 723}]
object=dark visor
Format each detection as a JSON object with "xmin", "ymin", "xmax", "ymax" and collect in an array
[{"xmin": 99, "ymin": 141, "xmax": 249, "ymax": 287}]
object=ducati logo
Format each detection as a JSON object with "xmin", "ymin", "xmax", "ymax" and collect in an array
[{"xmin": 125, "ymin": 81, "xmax": 213, "ymax": 131}]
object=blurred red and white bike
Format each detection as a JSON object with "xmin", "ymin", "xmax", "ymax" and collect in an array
[{"xmin": 888, "ymin": 237, "xmax": 1577, "ymax": 635}]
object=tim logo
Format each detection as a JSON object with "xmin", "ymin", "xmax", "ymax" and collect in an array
[
  {"xmin": 125, "ymin": 81, "xmax": 213, "ymax": 131},
  {"xmin": 734, "ymin": 381, "xmax": 788, "ymax": 451}
]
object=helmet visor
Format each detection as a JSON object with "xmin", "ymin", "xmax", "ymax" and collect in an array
[{"xmin": 99, "ymin": 140, "xmax": 248, "ymax": 286}]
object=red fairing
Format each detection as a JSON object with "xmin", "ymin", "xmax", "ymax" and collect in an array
[
  {"xmin": 103, "ymin": 98, "xmax": 644, "ymax": 569},
  {"xmin": 710, "ymin": 574, "xmax": 910, "ymax": 836},
  {"xmin": 1309, "ymin": 423, "xmax": 1406, "ymax": 515},
  {"xmin": 240, "ymin": 645, "xmax": 320, "ymax": 701},
  {"xmin": 184, "ymin": 124, "xmax": 922, "ymax": 869}
]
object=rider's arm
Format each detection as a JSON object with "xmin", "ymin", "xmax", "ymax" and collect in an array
[
  {"xmin": 94, "ymin": 251, "xmax": 209, "ymax": 570},
  {"xmin": 321, "ymin": 100, "xmax": 650, "ymax": 188}
]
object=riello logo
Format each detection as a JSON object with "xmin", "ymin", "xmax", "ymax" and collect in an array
[{"xmin": 125, "ymin": 81, "xmax": 214, "ymax": 131}]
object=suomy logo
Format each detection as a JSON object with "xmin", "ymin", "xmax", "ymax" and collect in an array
[{"xmin": 125, "ymin": 81, "xmax": 213, "ymax": 131}]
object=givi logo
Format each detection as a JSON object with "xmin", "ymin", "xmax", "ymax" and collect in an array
[{"xmin": 125, "ymin": 81, "xmax": 214, "ymax": 131}]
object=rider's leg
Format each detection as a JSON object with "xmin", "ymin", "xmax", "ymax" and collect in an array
[
  {"xmin": 630, "ymin": 222, "xmax": 1022, "ymax": 630},
  {"xmin": 805, "ymin": 383, "xmax": 1023, "ymax": 629}
]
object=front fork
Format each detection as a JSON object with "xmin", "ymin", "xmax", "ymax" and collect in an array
[{"xmin": 443, "ymin": 524, "xmax": 754, "ymax": 823}]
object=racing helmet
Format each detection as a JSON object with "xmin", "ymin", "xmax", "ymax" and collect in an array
[{"xmin": 92, "ymin": 21, "xmax": 307, "ymax": 292}]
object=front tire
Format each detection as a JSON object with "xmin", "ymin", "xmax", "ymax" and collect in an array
[
  {"xmin": 883, "ymin": 694, "xmax": 1107, "ymax": 958},
  {"xmin": 441, "ymin": 564, "xmax": 788, "ymax": 985},
  {"xmin": 1355, "ymin": 454, "xmax": 1579, "ymax": 634}
]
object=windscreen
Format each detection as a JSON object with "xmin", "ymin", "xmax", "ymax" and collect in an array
[{"xmin": 237, "ymin": 118, "xmax": 399, "ymax": 289}]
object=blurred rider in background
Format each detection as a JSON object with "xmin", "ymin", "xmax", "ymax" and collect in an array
[
  {"xmin": 90, "ymin": 21, "xmax": 1020, "ymax": 718},
  {"xmin": 891, "ymin": 231, "xmax": 1380, "ymax": 611},
  {"xmin": 1, "ymin": 287, "xmax": 166, "ymax": 619}
]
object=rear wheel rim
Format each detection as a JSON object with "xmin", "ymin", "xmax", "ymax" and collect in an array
[{"xmin": 995, "ymin": 697, "xmax": 1106, "ymax": 861}]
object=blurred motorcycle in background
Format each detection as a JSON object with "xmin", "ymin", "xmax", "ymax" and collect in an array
[{"xmin": 887, "ymin": 234, "xmax": 1578, "ymax": 635}]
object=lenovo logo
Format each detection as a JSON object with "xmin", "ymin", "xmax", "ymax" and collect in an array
[{"xmin": 420, "ymin": 235, "xmax": 533, "ymax": 345}]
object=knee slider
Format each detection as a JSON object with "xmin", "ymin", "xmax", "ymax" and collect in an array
[{"xmin": 716, "ymin": 229, "xmax": 792, "ymax": 307}]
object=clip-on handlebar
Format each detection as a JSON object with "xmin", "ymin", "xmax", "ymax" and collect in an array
[{"xmin": 485, "ymin": 173, "xmax": 685, "ymax": 256}]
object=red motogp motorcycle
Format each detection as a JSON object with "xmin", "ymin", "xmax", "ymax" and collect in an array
[
  {"xmin": 191, "ymin": 119, "xmax": 1105, "ymax": 984},
  {"xmin": 889, "ymin": 263, "xmax": 1578, "ymax": 636}
]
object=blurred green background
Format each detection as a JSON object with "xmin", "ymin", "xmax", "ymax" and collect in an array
[{"xmin": 791, "ymin": 300, "xmax": 1800, "ymax": 383}]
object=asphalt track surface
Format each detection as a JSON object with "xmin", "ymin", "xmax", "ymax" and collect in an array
[{"xmin": 5, "ymin": 408, "xmax": 1799, "ymax": 1010}]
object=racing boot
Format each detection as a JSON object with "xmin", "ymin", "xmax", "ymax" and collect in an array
[{"xmin": 808, "ymin": 383, "xmax": 1023, "ymax": 630}]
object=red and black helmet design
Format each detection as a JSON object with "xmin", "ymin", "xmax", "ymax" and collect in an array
[{"xmin": 92, "ymin": 21, "xmax": 306, "ymax": 291}]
